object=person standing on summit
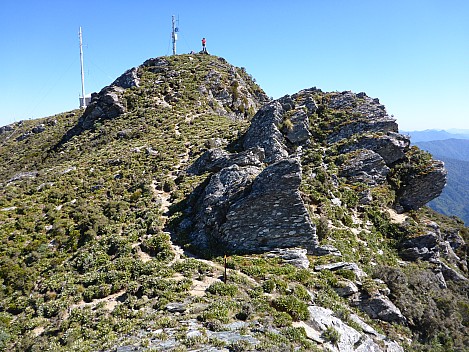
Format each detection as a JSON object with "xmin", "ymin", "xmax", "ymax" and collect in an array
[{"xmin": 202, "ymin": 37, "xmax": 207, "ymax": 53}]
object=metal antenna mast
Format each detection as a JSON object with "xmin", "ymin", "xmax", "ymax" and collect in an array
[
  {"xmin": 79, "ymin": 27, "xmax": 86, "ymax": 108},
  {"xmin": 172, "ymin": 15, "xmax": 178, "ymax": 55}
]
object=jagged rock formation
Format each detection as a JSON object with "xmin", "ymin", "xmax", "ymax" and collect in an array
[
  {"xmin": 221, "ymin": 158, "xmax": 318, "ymax": 253},
  {"xmin": 185, "ymin": 88, "xmax": 447, "ymax": 255}
]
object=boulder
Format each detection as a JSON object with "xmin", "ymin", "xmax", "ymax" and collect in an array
[
  {"xmin": 440, "ymin": 261, "xmax": 469, "ymax": 283},
  {"xmin": 399, "ymin": 233, "xmax": 440, "ymax": 262},
  {"xmin": 16, "ymin": 132, "xmax": 32, "ymax": 141},
  {"xmin": 334, "ymin": 280, "xmax": 359, "ymax": 297},
  {"xmin": 32, "ymin": 124, "xmax": 46, "ymax": 134},
  {"xmin": 305, "ymin": 306, "xmax": 398, "ymax": 352},
  {"xmin": 165, "ymin": 302, "xmax": 186, "ymax": 313},
  {"xmin": 352, "ymin": 292, "xmax": 407, "ymax": 324},
  {"xmin": 312, "ymin": 244, "xmax": 342, "ymax": 257},
  {"xmin": 314, "ymin": 262, "xmax": 367, "ymax": 280}
]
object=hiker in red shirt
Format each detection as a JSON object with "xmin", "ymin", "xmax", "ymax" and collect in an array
[{"xmin": 202, "ymin": 38, "xmax": 207, "ymax": 53}]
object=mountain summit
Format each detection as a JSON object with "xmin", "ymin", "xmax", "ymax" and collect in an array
[{"xmin": 0, "ymin": 55, "xmax": 467, "ymax": 351}]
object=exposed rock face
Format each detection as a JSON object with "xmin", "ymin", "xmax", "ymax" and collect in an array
[
  {"xmin": 394, "ymin": 160, "xmax": 447, "ymax": 211},
  {"xmin": 399, "ymin": 233, "xmax": 440, "ymax": 262},
  {"xmin": 189, "ymin": 157, "xmax": 318, "ymax": 254},
  {"xmin": 351, "ymin": 292, "xmax": 407, "ymax": 324},
  {"xmin": 112, "ymin": 67, "xmax": 140, "ymax": 89},
  {"xmin": 284, "ymin": 108, "xmax": 312, "ymax": 144},
  {"xmin": 326, "ymin": 91, "xmax": 399, "ymax": 144},
  {"xmin": 187, "ymin": 147, "xmax": 265, "ymax": 175},
  {"xmin": 304, "ymin": 306, "xmax": 404, "ymax": 352},
  {"xmin": 190, "ymin": 164, "xmax": 262, "ymax": 250},
  {"xmin": 398, "ymin": 221, "xmax": 468, "ymax": 284},
  {"xmin": 221, "ymin": 158, "xmax": 318, "ymax": 252},
  {"xmin": 243, "ymin": 101, "xmax": 289, "ymax": 163},
  {"xmin": 339, "ymin": 150, "xmax": 390, "ymax": 186},
  {"xmin": 339, "ymin": 132, "xmax": 410, "ymax": 165}
]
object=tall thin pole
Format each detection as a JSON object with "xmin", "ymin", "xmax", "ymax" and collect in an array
[
  {"xmin": 79, "ymin": 27, "xmax": 86, "ymax": 108},
  {"xmin": 172, "ymin": 16, "xmax": 177, "ymax": 55}
]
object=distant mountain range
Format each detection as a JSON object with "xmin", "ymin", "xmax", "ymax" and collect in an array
[
  {"xmin": 401, "ymin": 129, "xmax": 469, "ymax": 142},
  {"xmin": 405, "ymin": 129, "xmax": 469, "ymax": 224}
]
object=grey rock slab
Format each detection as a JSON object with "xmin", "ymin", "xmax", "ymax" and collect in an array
[
  {"xmin": 352, "ymin": 293, "xmax": 406, "ymax": 324},
  {"xmin": 266, "ymin": 247, "xmax": 310, "ymax": 268},
  {"xmin": 314, "ymin": 262, "xmax": 367, "ymax": 279}
]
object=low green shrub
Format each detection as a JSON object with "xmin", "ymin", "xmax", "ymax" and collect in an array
[
  {"xmin": 206, "ymin": 282, "xmax": 238, "ymax": 297},
  {"xmin": 272, "ymin": 295, "xmax": 310, "ymax": 321}
]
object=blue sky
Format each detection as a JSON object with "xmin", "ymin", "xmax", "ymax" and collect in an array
[{"xmin": 1, "ymin": 0, "xmax": 468, "ymax": 131}]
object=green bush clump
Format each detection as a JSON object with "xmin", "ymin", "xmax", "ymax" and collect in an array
[
  {"xmin": 273, "ymin": 311, "xmax": 292, "ymax": 327},
  {"xmin": 206, "ymin": 282, "xmax": 238, "ymax": 297},
  {"xmin": 173, "ymin": 258, "xmax": 212, "ymax": 277},
  {"xmin": 140, "ymin": 233, "xmax": 174, "ymax": 261},
  {"xmin": 262, "ymin": 278, "xmax": 287, "ymax": 294},
  {"xmin": 272, "ymin": 295, "xmax": 310, "ymax": 321},
  {"xmin": 322, "ymin": 326, "xmax": 341, "ymax": 346},
  {"xmin": 198, "ymin": 299, "xmax": 236, "ymax": 324}
]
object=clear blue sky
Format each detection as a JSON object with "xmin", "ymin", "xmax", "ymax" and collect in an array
[{"xmin": 1, "ymin": 0, "xmax": 468, "ymax": 131}]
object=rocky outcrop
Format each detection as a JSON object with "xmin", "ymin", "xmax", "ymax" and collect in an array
[
  {"xmin": 351, "ymin": 292, "xmax": 407, "ymax": 324},
  {"xmin": 0, "ymin": 124, "xmax": 14, "ymax": 134},
  {"xmin": 220, "ymin": 158, "xmax": 318, "ymax": 252},
  {"xmin": 112, "ymin": 67, "xmax": 140, "ymax": 89},
  {"xmin": 284, "ymin": 108, "xmax": 312, "ymax": 144},
  {"xmin": 399, "ymin": 233, "xmax": 440, "ymax": 262},
  {"xmin": 188, "ymin": 156, "xmax": 319, "ymax": 254},
  {"xmin": 187, "ymin": 147, "xmax": 265, "ymax": 175},
  {"xmin": 339, "ymin": 132, "xmax": 410, "ymax": 165},
  {"xmin": 80, "ymin": 87, "xmax": 126, "ymax": 129},
  {"xmin": 326, "ymin": 91, "xmax": 399, "ymax": 144},
  {"xmin": 243, "ymin": 101, "xmax": 289, "ymax": 163},
  {"xmin": 184, "ymin": 87, "xmax": 446, "ymax": 256},
  {"xmin": 339, "ymin": 150, "xmax": 390, "ymax": 186},
  {"xmin": 394, "ymin": 159, "xmax": 447, "ymax": 211},
  {"xmin": 398, "ymin": 221, "xmax": 468, "ymax": 284},
  {"xmin": 190, "ymin": 163, "xmax": 262, "ymax": 251},
  {"xmin": 302, "ymin": 306, "xmax": 404, "ymax": 352}
]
